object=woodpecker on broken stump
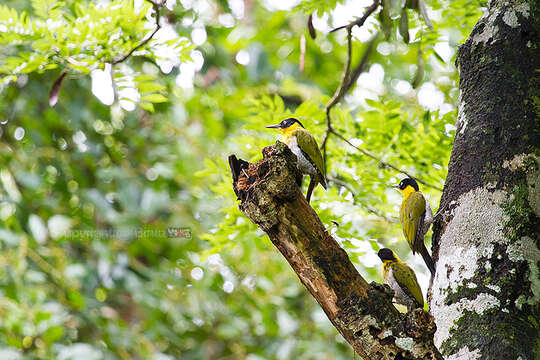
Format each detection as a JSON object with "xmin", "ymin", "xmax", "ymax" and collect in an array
[{"xmin": 266, "ymin": 118, "xmax": 326, "ymax": 203}]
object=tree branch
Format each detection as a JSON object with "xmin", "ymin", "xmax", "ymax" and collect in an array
[
  {"xmin": 111, "ymin": 0, "xmax": 164, "ymax": 65},
  {"xmin": 330, "ymin": 0, "xmax": 381, "ymax": 33},
  {"xmin": 229, "ymin": 142, "xmax": 442, "ymax": 359}
]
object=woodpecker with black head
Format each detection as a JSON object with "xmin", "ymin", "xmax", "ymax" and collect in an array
[
  {"xmin": 266, "ymin": 118, "xmax": 326, "ymax": 203},
  {"xmin": 377, "ymin": 248, "xmax": 424, "ymax": 312},
  {"xmin": 392, "ymin": 177, "xmax": 435, "ymax": 275}
]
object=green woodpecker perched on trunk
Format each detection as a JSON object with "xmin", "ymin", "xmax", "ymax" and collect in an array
[
  {"xmin": 266, "ymin": 118, "xmax": 326, "ymax": 203},
  {"xmin": 392, "ymin": 177, "xmax": 435, "ymax": 275},
  {"xmin": 377, "ymin": 248, "xmax": 424, "ymax": 312}
]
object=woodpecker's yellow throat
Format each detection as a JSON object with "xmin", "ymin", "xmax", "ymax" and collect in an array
[
  {"xmin": 277, "ymin": 121, "xmax": 303, "ymax": 139},
  {"xmin": 266, "ymin": 118, "xmax": 327, "ymax": 203},
  {"xmin": 392, "ymin": 177, "xmax": 435, "ymax": 276}
]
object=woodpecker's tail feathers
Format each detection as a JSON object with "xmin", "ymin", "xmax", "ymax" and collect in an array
[
  {"xmin": 420, "ymin": 244, "xmax": 436, "ymax": 276},
  {"xmin": 306, "ymin": 176, "xmax": 317, "ymax": 204},
  {"xmin": 319, "ymin": 175, "xmax": 327, "ymax": 189}
]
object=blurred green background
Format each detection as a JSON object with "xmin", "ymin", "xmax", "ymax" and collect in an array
[{"xmin": 0, "ymin": 0, "xmax": 483, "ymax": 358}]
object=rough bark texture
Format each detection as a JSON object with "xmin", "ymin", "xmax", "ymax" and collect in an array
[
  {"xmin": 430, "ymin": 0, "xmax": 540, "ymax": 358},
  {"xmin": 230, "ymin": 142, "xmax": 442, "ymax": 360}
]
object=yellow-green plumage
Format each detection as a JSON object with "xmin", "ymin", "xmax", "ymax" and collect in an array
[
  {"xmin": 378, "ymin": 248, "xmax": 423, "ymax": 311},
  {"xmin": 400, "ymin": 191, "xmax": 426, "ymax": 253},
  {"xmin": 266, "ymin": 118, "xmax": 327, "ymax": 203},
  {"xmin": 394, "ymin": 178, "xmax": 435, "ymax": 275},
  {"xmin": 383, "ymin": 260, "xmax": 423, "ymax": 308},
  {"xmin": 290, "ymin": 129, "xmax": 326, "ymax": 187}
]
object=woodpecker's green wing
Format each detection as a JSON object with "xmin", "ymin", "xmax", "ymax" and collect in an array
[
  {"xmin": 390, "ymin": 262, "xmax": 423, "ymax": 307},
  {"xmin": 400, "ymin": 191, "xmax": 426, "ymax": 253},
  {"xmin": 293, "ymin": 129, "xmax": 327, "ymax": 188}
]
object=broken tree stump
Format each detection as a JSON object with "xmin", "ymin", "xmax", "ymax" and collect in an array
[{"xmin": 229, "ymin": 141, "xmax": 441, "ymax": 360}]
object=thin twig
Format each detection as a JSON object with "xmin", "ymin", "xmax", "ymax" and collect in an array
[
  {"xmin": 330, "ymin": 129, "xmax": 443, "ymax": 191},
  {"xmin": 326, "ymin": 28, "xmax": 354, "ymax": 111},
  {"xmin": 322, "ymin": 1, "xmax": 380, "ymax": 170},
  {"xmin": 327, "ymin": 176, "xmax": 398, "ymax": 223},
  {"xmin": 342, "ymin": 34, "xmax": 377, "ymax": 95},
  {"xmin": 111, "ymin": 0, "xmax": 164, "ymax": 65},
  {"xmin": 320, "ymin": 34, "xmax": 376, "ymax": 164},
  {"xmin": 330, "ymin": 0, "xmax": 381, "ymax": 33},
  {"xmin": 321, "ymin": 27, "xmax": 353, "ymax": 167}
]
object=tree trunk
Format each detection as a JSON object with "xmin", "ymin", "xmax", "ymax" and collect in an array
[
  {"xmin": 229, "ymin": 143, "xmax": 442, "ymax": 360},
  {"xmin": 429, "ymin": 0, "xmax": 540, "ymax": 358}
]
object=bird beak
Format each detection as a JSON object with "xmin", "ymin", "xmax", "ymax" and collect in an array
[
  {"xmin": 265, "ymin": 124, "xmax": 281, "ymax": 129},
  {"xmin": 391, "ymin": 184, "xmax": 399, "ymax": 189}
]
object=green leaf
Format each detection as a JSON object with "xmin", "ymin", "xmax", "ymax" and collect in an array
[
  {"xmin": 418, "ymin": 0, "xmax": 433, "ymax": 29},
  {"xmin": 365, "ymin": 98, "xmax": 382, "ymax": 108},
  {"xmin": 141, "ymin": 94, "xmax": 168, "ymax": 103},
  {"xmin": 66, "ymin": 289, "xmax": 85, "ymax": 309},
  {"xmin": 380, "ymin": 0, "xmax": 393, "ymax": 39},
  {"xmin": 399, "ymin": 8, "xmax": 410, "ymax": 44},
  {"xmin": 140, "ymin": 102, "xmax": 155, "ymax": 112},
  {"xmin": 42, "ymin": 325, "xmax": 64, "ymax": 344},
  {"xmin": 433, "ymin": 50, "xmax": 446, "ymax": 64},
  {"xmin": 137, "ymin": 82, "xmax": 166, "ymax": 94},
  {"xmin": 422, "ymin": 110, "xmax": 431, "ymax": 133},
  {"xmin": 32, "ymin": 0, "xmax": 64, "ymax": 18},
  {"xmin": 133, "ymin": 75, "xmax": 156, "ymax": 82},
  {"xmin": 412, "ymin": 47, "xmax": 424, "ymax": 88}
]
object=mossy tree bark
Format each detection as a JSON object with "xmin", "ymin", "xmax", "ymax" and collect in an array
[
  {"xmin": 229, "ymin": 143, "xmax": 442, "ymax": 360},
  {"xmin": 429, "ymin": 0, "xmax": 540, "ymax": 358}
]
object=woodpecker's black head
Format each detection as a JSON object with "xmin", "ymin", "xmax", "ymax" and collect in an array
[
  {"xmin": 266, "ymin": 117, "xmax": 305, "ymax": 129},
  {"xmin": 377, "ymin": 248, "xmax": 397, "ymax": 262},
  {"xmin": 393, "ymin": 177, "xmax": 419, "ymax": 192}
]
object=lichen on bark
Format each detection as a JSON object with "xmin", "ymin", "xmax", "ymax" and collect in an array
[{"xmin": 432, "ymin": 157, "xmax": 540, "ymax": 359}]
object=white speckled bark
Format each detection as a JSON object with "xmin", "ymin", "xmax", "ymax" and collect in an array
[
  {"xmin": 431, "ymin": 187, "xmax": 508, "ymax": 348},
  {"xmin": 445, "ymin": 347, "xmax": 481, "ymax": 360}
]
